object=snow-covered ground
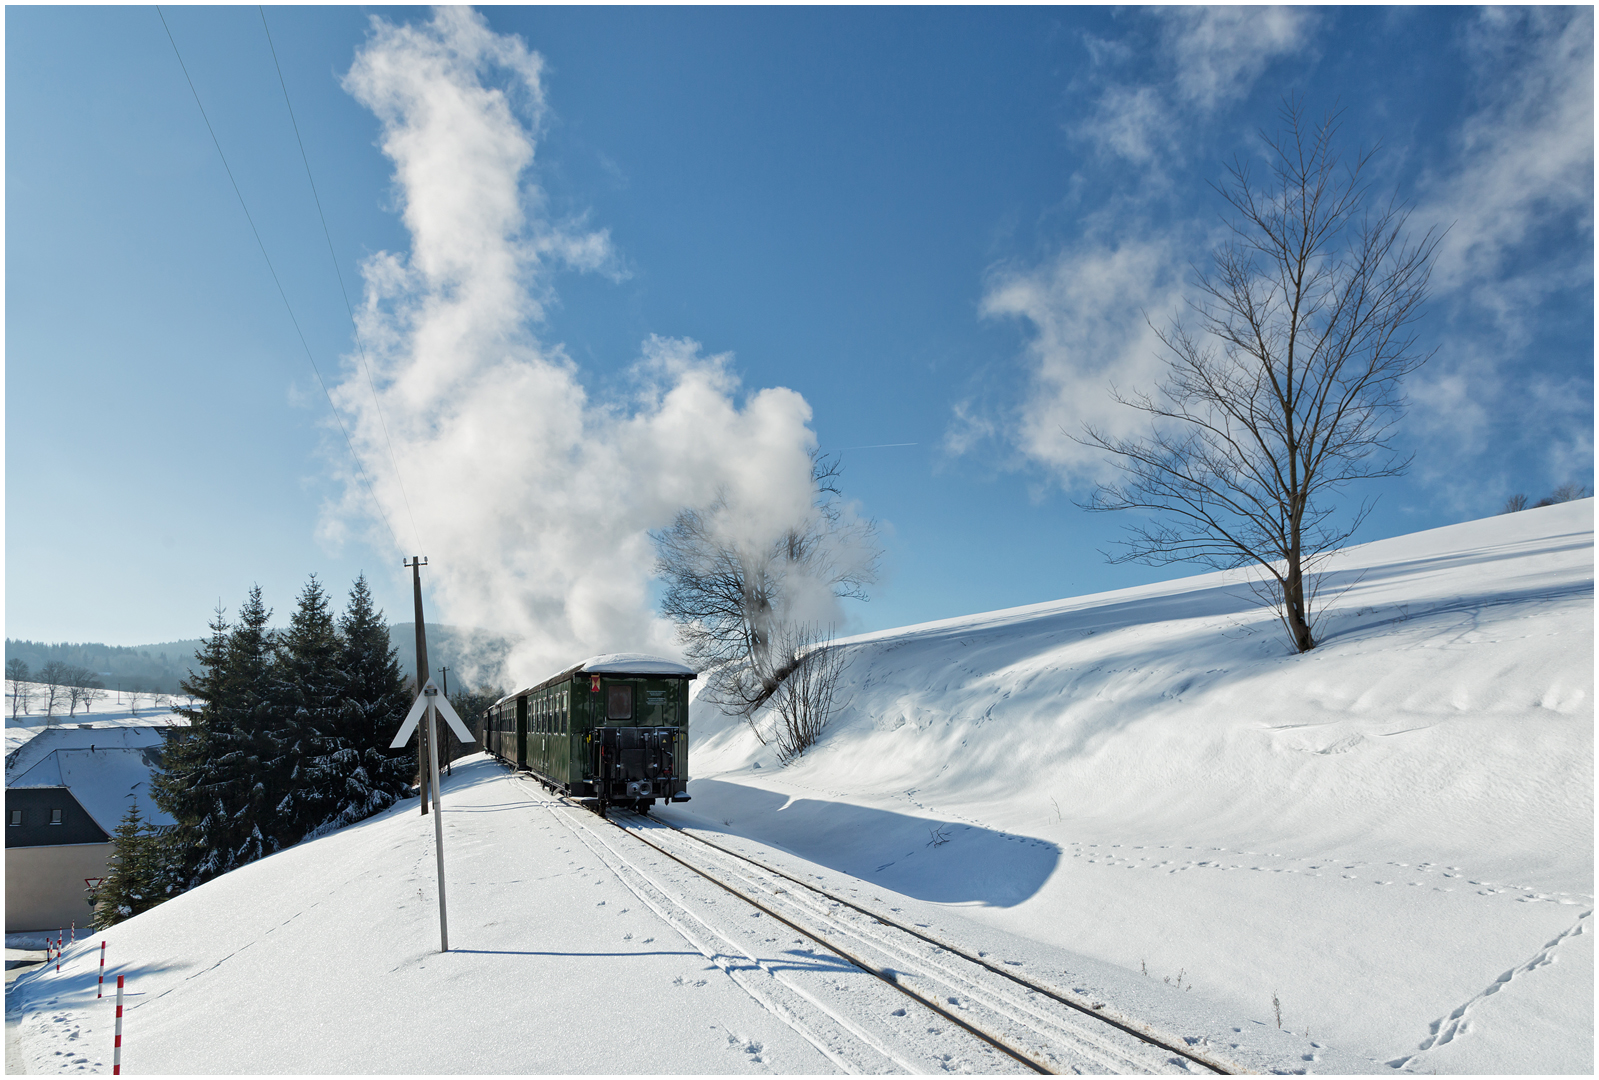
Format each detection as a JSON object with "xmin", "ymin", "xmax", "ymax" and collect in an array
[
  {"xmin": 685, "ymin": 499, "xmax": 1594, "ymax": 1074},
  {"xmin": 6, "ymin": 502, "xmax": 1591, "ymax": 1073}
]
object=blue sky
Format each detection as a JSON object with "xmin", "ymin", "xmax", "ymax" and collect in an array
[{"xmin": 6, "ymin": 6, "xmax": 1592, "ymax": 666}]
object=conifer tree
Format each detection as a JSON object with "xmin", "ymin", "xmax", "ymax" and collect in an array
[
  {"xmin": 304, "ymin": 575, "xmax": 415, "ymax": 837},
  {"xmin": 213, "ymin": 585, "xmax": 280, "ymax": 872},
  {"xmin": 157, "ymin": 586, "xmax": 279, "ymax": 886},
  {"xmin": 93, "ymin": 798, "xmax": 159, "ymax": 930},
  {"xmin": 267, "ymin": 576, "xmax": 344, "ymax": 844},
  {"xmin": 154, "ymin": 603, "xmax": 231, "ymax": 886}
]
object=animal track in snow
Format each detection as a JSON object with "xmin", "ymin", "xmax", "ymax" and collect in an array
[{"xmin": 1385, "ymin": 911, "xmax": 1592, "ymax": 1070}]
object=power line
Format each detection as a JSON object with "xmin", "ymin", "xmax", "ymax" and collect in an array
[
  {"xmin": 155, "ymin": 5, "xmax": 403, "ymax": 554},
  {"xmin": 257, "ymin": 6, "xmax": 426, "ymax": 556}
]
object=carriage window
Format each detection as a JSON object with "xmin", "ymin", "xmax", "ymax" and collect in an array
[
  {"xmin": 606, "ymin": 684, "xmax": 633, "ymax": 720},
  {"xmin": 50, "ymin": 809, "xmax": 63, "ymax": 825},
  {"xmin": 9, "ymin": 810, "xmax": 20, "ymax": 827}
]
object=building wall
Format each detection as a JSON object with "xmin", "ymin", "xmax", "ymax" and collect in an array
[
  {"xmin": 6, "ymin": 787, "xmax": 108, "ymax": 847},
  {"xmin": 6, "ymin": 842, "xmax": 110, "ymax": 933}
]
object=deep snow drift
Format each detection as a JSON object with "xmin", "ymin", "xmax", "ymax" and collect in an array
[
  {"xmin": 685, "ymin": 499, "xmax": 1594, "ymax": 1073},
  {"xmin": 7, "ymin": 502, "xmax": 1590, "ymax": 1074}
]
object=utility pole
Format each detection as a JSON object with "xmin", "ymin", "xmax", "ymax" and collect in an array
[
  {"xmin": 406, "ymin": 556, "xmax": 433, "ymax": 815},
  {"xmin": 439, "ymin": 666, "xmax": 451, "ymax": 777}
]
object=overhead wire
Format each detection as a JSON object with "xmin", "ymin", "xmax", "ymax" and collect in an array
[
  {"xmin": 155, "ymin": 6, "xmax": 405, "ymax": 555},
  {"xmin": 256, "ymin": 6, "xmax": 426, "ymax": 556}
]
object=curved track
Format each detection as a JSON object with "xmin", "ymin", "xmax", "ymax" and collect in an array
[{"xmin": 520, "ymin": 771, "xmax": 1231, "ymax": 1075}]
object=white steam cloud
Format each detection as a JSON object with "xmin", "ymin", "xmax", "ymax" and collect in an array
[{"xmin": 323, "ymin": 9, "xmax": 852, "ymax": 684}]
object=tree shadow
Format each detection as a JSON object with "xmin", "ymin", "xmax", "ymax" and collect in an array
[{"xmin": 660, "ymin": 780, "xmax": 1059, "ymax": 908}]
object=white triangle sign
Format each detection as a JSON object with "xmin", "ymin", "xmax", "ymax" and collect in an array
[{"xmin": 390, "ymin": 680, "xmax": 475, "ymax": 749}]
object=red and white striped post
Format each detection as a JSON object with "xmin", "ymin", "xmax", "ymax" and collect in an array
[
  {"xmin": 55, "ymin": 932, "xmax": 61, "ymax": 973},
  {"xmin": 113, "ymin": 975, "xmax": 124, "ymax": 1075},
  {"xmin": 98, "ymin": 941, "xmax": 107, "ymax": 998}
]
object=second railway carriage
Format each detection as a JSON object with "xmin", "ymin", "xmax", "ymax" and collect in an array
[{"xmin": 484, "ymin": 653, "xmax": 695, "ymax": 814}]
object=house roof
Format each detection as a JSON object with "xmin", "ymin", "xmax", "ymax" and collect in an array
[
  {"xmin": 5, "ymin": 721, "xmax": 174, "ymax": 785},
  {"xmin": 9, "ymin": 747, "xmax": 176, "ymax": 834}
]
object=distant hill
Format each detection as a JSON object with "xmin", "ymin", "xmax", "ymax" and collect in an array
[
  {"xmin": 4, "ymin": 639, "xmax": 206, "ymax": 695},
  {"xmin": 6, "ymin": 623, "xmax": 517, "ymax": 700}
]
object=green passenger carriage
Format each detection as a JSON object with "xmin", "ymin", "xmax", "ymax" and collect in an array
[{"xmin": 483, "ymin": 653, "xmax": 696, "ymax": 814}]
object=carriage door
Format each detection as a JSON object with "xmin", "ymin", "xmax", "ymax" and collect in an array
[{"xmin": 515, "ymin": 694, "xmax": 528, "ymax": 768}]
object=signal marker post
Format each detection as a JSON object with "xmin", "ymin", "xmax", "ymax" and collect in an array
[
  {"xmin": 389, "ymin": 557, "xmax": 476, "ymax": 953},
  {"xmin": 390, "ymin": 679, "xmax": 472, "ymax": 952}
]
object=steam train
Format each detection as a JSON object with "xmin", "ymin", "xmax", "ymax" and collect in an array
[{"xmin": 483, "ymin": 653, "xmax": 695, "ymax": 814}]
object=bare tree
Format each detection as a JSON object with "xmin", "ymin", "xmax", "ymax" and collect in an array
[
  {"xmin": 6, "ymin": 659, "xmax": 32, "ymax": 720},
  {"xmin": 1535, "ymin": 483, "xmax": 1591, "ymax": 507},
  {"xmin": 655, "ymin": 452, "xmax": 879, "ymax": 724},
  {"xmin": 66, "ymin": 667, "xmax": 106, "ymax": 718},
  {"xmin": 37, "ymin": 660, "xmax": 72, "ymax": 720},
  {"xmin": 768, "ymin": 626, "xmax": 849, "ymax": 764},
  {"xmin": 1082, "ymin": 102, "xmax": 1439, "ymax": 653},
  {"xmin": 1501, "ymin": 484, "xmax": 1588, "ymax": 514}
]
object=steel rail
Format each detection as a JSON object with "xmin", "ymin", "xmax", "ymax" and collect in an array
[
  {"xmin": 523, "ymin": 774, "xmax": 1046, "ymax": 1072},
  {"xmin": 628, "ymin": 807, "xmax": 1233, "ymax": 1075},
  {"xmin": 605, "ymin": 805, "xmax": 1055, "ymax": 1074}
]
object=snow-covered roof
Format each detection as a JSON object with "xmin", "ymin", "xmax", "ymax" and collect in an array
[
  {"xmin": 577, "ymin": 653, "xmax": 696, "ymax": 676},
  {"xmin": 492, "ymin": 654, "xmax": 698, "ymax": 707},
  {"xmin": 5, "ymin": 722, "xmax": 174, "ymax": 785},
  {"xmin": 8, "ymin": 747, "xmax": 175, "ymax": 833}
]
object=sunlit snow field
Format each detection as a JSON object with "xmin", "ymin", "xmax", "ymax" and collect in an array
[
  {"xmin": 8, "ymin": 501, "xmax": 1590, "ymax": 1074},
  {"xmin": 685, "ymin": 499, "xmax": 1594, "ymax": 1073}
]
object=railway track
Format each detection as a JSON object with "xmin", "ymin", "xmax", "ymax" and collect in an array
[{"xmin": 521, "ymin": 773, "xmax": 1232, "ymax": 1074}]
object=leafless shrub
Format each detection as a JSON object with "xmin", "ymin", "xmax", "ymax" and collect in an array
[
  {"xmin": 1500, "ymin": 493, "xmax": 1529, "ymax": 514},
  {"xmin": 654, "ymin": 452, "xmax": 878, "ymax": 734},
  {"xmin": 768, "ymin": 625, "xmax": 848, "ymax": 764}
]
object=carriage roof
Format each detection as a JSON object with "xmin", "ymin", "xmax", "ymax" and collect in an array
[{"xmin": 492, "ymin": 654, "xmax": 696, "ymax": 707}]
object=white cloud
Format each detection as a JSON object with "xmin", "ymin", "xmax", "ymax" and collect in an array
[
  {"xmin": 1159, "ymin": 7, "xmax": 1315, "ymax": 112},
  {"xmin": 978, "ymin": 8, "xmax": 1317, "ymax": 491},
  {"xmin": 326, "ymin": 9, "xmax": 853, "ymax": 683},
  {"xmin": 1420, "ymin": 7, "xmax": 1593, "ymax": 299},
  {"xmin": 1405, "ymin": 7, "xmax": 1593, "ymax": 489},
  {"xmin": 974, "ymin": 236, "xmax": 1187, "ymax": 487},
  {"xmin": 1077, "ymin": 7, "xmax": 1314, "ymax": 169}
]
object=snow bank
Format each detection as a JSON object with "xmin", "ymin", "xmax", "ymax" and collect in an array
[{"xmin": 681, "ymin": 500, "xmax": 1594, "ymax": 1073}]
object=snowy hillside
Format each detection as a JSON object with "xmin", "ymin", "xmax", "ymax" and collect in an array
[
  {"xmin": 8, "ymin": 502, "xmax": 1590, "ymax": 1074},
  {"xmin": 686, "ymin": 499, "xmax": 1594, "ymax": 1073}
]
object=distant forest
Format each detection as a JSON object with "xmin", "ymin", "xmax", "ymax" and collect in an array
[
  {"xmin": 6, "ymin": 624, "xmax": 513, "ymax": 699},
  {"xmin": 4, "ymin": 639, "xmax": 205, "ymax": 695}
]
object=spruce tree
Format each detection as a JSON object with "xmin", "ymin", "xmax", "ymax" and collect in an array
[
  {"xmin": 158, "ymin": 585, "xmax": 278, "ymax": 886},
  {"xmin": 304, "ymin": 574, "xmax": 415, "ymax": 837},
  {"xmin": 93, "ymin": 799, "xmax": 158, "ymax": 930},
  {"xmin": 153, "ymin": 603, "xmax": 231, "ymax": 887},
  {"xmin": 267, "ymin": 575, "xmax": 343, "ymax": 844},
  {"xmin": 214, "ymin": 584, "xmax": 280, "ymax": 872}
]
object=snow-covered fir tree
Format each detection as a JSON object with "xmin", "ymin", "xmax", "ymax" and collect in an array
[
  {"xmin": 303, "ymin": 575, "xmax": 415, "ymax": 838},
  {"xmin": 92, "ymin": 798, "xmax": 161, "ymax": 929},
  {"xmin": 267, "ymin": 575, "xmax": 344, "ymax": 844},
  {"xmin": 153, "ymin": 586, "xmax": 280, "ymax": 886}
]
